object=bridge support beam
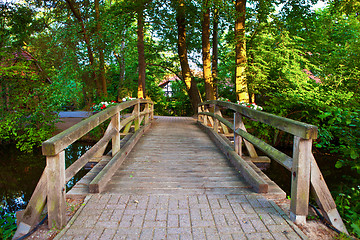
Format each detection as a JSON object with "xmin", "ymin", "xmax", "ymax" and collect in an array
[
  {"xmin": 290, "ymin": 136, "xmax": 311, "ymax": 225},
  {"xmin": 47, "ymin": 151, "xmax": 66, "ymax": 229}
]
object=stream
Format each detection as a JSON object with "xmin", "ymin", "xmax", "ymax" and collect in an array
[{"xmin": 0, "ymin": 142, "xmax": 92, "ymax": 217}]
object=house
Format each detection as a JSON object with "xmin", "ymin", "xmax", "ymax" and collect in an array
[{"xmin": 158, "ymin": 75, "xmax": 179, "ymax": 97}]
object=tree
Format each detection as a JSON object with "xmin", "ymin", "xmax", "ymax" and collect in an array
[
  {"xmin": 137, "ymin": 3, "xmax": 146, "ymax": 99},
  {"xmin": 201, "ymin": 0, "xmax": 215, "ymax": 100},
  {"xmin": 175, "ymin": 0, "xmax": 202, "ymax": 113},
  {"xmin": 234, "ymin": 0, "xmax": 249, "ymax": 102}
]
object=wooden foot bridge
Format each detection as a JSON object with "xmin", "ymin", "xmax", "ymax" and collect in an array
[{"xmin": 14, "ymin": 99, "xmax": 348, "ymax": 239}]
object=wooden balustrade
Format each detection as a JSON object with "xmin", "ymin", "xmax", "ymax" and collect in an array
[
  {"xmin": 18, "ymin": 99, "xmax": 154, "ymax": 230},
  {"xmin": 198, "ymin": 100, "xmax": 348, "ymax": 234}
]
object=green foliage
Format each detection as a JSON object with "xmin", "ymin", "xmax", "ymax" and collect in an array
[
  {"xmin": 335, "ymin": 186, "xmax": 360, "ymax": 238},
  {"xmin": 0, "ymin": 211, "xmax": 16, "ymax": 240}
]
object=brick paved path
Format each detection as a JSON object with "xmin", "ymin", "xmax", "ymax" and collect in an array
[{"xmin": 56, "ymin": 117, "xmax": 307, "ymax": 239}]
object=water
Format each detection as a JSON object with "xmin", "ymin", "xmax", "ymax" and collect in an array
[
  {"xmin": 263, "ymin": 148, "xmax": 357, "ymax": 197},
  {"xmin": 0, "ymin": 142, "xmax": 92, "ymax": 216}
]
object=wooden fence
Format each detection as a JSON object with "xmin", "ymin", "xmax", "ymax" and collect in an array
[
  {"xmin": 198, "ymin": 100, "xmax": 348, "ymax": 234},
  {"xmin": 17, "ymin": 99, "xmax": 154, "ymax": 230}
]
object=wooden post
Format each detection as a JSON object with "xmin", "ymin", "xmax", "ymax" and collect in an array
[
  {"xmin": 47, "ymin": 151, "xmax": 66, "ymax": 229},
  {"xmin": 150, "ymin": 103, "xmax": 154, "ymax": 120},
  {"xmin": 145, "ymin": 103, "xmax": 150, "ymax": 124},
  {"xmin": 111, "ymin": 112, "xmax": 121, "ymax": 156},
  {"xmin": 290, "ymin": 136, "xmax": 311, "ymax": 224},
  {"xmin": 198, "ymin": 105, "xmax": 203, "ymax": 122},
  {"xmin": 134, "ymin": 102, "xmax": 140, "ymax": 131},
  {"xmin": 234, "ymin": 112, "xmax": 242, "ymax": 156},
  {"xmin": 213, "ymin": 104, "xmax": 220, "ymax": 133}
]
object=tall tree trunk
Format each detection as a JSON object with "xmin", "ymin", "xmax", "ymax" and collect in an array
[
  {"xmin": 212, "ymin": 7, "xmax": 219, "ymax": 99},
  {"xmin": 114, "ymin": 32, "xmax": 126, "ymax": 101},
  {"xmin": 137, "ymin": 6, "xmax": 146, "ymax": 99},
  {"xmin": 202, "ymin": 4, "xmax": 215, "ymax": 100},
  {"xmin": 235, "ymin": 0, "xmax": 249, "ymax": 102},
  {"xmin": 65, "ymin": 0, "xmax": 101, "ymax": 97},
  {"xmin": 175, "ymin": 0, "xmax": 202, "ymax": 113},
  {"xmin": 95, "ymin": 0, "xmax": 107, "ymax": 98}
]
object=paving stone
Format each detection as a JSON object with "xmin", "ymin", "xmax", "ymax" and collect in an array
[
  {"xmin": 100, "ymin": 229, "xmax": 116, "ymax": 239},
  {"xmin": 139, "ymin": 228, "xmax": 154, "ymax": 240},
  {"xmin": 251, "ymin": 218, "xmax": 268, "ymax": 232},
  {"xmin": 246, "ymin": 232, "xmax": 275, "ymax": 240}
]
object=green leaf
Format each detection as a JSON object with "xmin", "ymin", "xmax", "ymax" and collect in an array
[
  {"xmin": 335, "ymin": 161, "xmax": 343, "ymax": 168},
  {"xmin": 350, "ymin": 149, "xmax": 359, "ymax": 159}
]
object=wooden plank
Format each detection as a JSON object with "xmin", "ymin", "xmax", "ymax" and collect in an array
[
  {"xmin": 200, "ymin": 101, "xmax": 318, "ymax": 139},
  {"xmin": 217, "ymin": 110, "xmax": 229, "ymax": 134},
  {"xmin": 18, "ymin": 168, "xmax": 47, "ymax": 227},
  {"xmin": 89, "ymin": 123, "xmax": 152, "ymax": 193},
  {"xmin": 290, "ymin": 136, "xmax": 311, "ymax": 224},
  {"xmin": 237, "ymin": 116, "xmax": 258, "ymax": 158},
  {"xmin": 150, "ymin": 104, "xmax": 154, "ymax": 120},
  {"xmin": 120, "ymin": 114, "xmax": 137, "ymax": 129},
  {"xmin": 310, "ymin": 154, "xmax": 349, "ymax": 234},
  {"xmin": 112, "ymin": 112, "xmax": 121, "ymax": 156},
  {"xmin": 197, "ymin": 121, "xmax": 268, "ymax": 193},
  {"xmin": 65, "ymin": 128, "xmax": 116, "ymax": 182},
  {"xmin": 213, "ymin": 105, "xmax": 220, "ymax": 133},
  {"xmin": 145, "ymin": 104, "xmax": 150, "ymax": 124},
  {"xmin": 42, "ymin": 99, "xmax": 150, "ymax": 156},
  {"xmin": 234, "ymin": 112, "xmax": 242, "ymax": 156},
  {"xmin": 134, "ymin": 103, "xmax": 140, "ymax": 131},
  {"xmin": 204, "ymin": 107, "xmax": 214, "ymax": 126},
  {"xmin": 47, "ymin": 151, "xmax": 66, "ymax": 229},
  {"xmin": 199, "ymin": 111, "xmax": 293, "ymax": 170}
]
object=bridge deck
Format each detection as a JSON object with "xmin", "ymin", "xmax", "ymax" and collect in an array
[{"xmin": 56, "ymin": 117, "xmax": 306, "ymax": 239}]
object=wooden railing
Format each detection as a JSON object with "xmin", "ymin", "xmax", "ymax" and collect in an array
[
  {"xmin": 17, "ymin": 99, "xmax": 154, "ymax": 230},
  {"xmin": 198, "ymin": 100, "xmax": 348, "ymax": 234}
]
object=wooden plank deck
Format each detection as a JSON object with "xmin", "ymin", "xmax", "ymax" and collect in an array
[
  {"xmin": 56, "ymin": 117, "xmax": 307, "ymax": 239},
  {"xmin": 103, "ymin": 116, "xmax": 253, "ymax": 195}
]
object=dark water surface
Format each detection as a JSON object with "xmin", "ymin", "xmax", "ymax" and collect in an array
[{"xmin": 0, "ymin": 142, "xmax": 92, "ymax": 217}]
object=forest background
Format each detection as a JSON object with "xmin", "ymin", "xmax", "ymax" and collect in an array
[{"xmin": 0, "ymin": 0, "xmax": 359, "ymax": 238}]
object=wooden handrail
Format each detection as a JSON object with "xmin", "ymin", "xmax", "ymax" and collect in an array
[
  {"xmin": 200, "ymin": 100, "xmax": 318, "ymax": 139},
  {"xmin": 198, "ymin": 100, "xmax": 348, "ymax": 234},
  {"xmin": 18, "ymin": 99, "xmax": 154, "ymax": 232},
  {"xmin": 200, "ymin": 111, "xmax": 293, "ymax": 170}
]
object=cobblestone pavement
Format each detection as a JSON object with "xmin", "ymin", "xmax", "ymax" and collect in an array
[{"xmin": 55, "ymin": 193, "xmax": 307, "ymax": 240}]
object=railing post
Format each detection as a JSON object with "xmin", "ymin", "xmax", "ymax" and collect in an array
[
  {"xmin": 134, "ymin": 101, "xmax": 140, "ymax": 131},
  {"xmin": 150, "ymin": 103, "xmax": 154, "ymax": 120},
  {"xmin": 145, "ymin": 103, "xmax": 150, "ymax": 124},
  {"xmin": 111, "ymin": 112, "xmax": 121, "ymax": 156},
  {"xmin": 213, "ymin": 104, "xmax": 219, "ymax": 133},
  {"xmin": 234, "ymin": 112, "xmax": 242, "ymax": 156},
  {"xmin": 290, "ymin": 136, "xmax": 311, "ymax": 224},
  {"xmin": 47, "ymin": 150, "xmax": 66, "ymax": 229},
  {"xmin": 198, "ymin": 105, "xmax": 203, "ymax": 122}
]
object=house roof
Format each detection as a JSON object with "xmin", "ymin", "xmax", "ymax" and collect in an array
[{"xmin": 158, "ymin": 75, "xmax": 179, "ymax": 88}]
